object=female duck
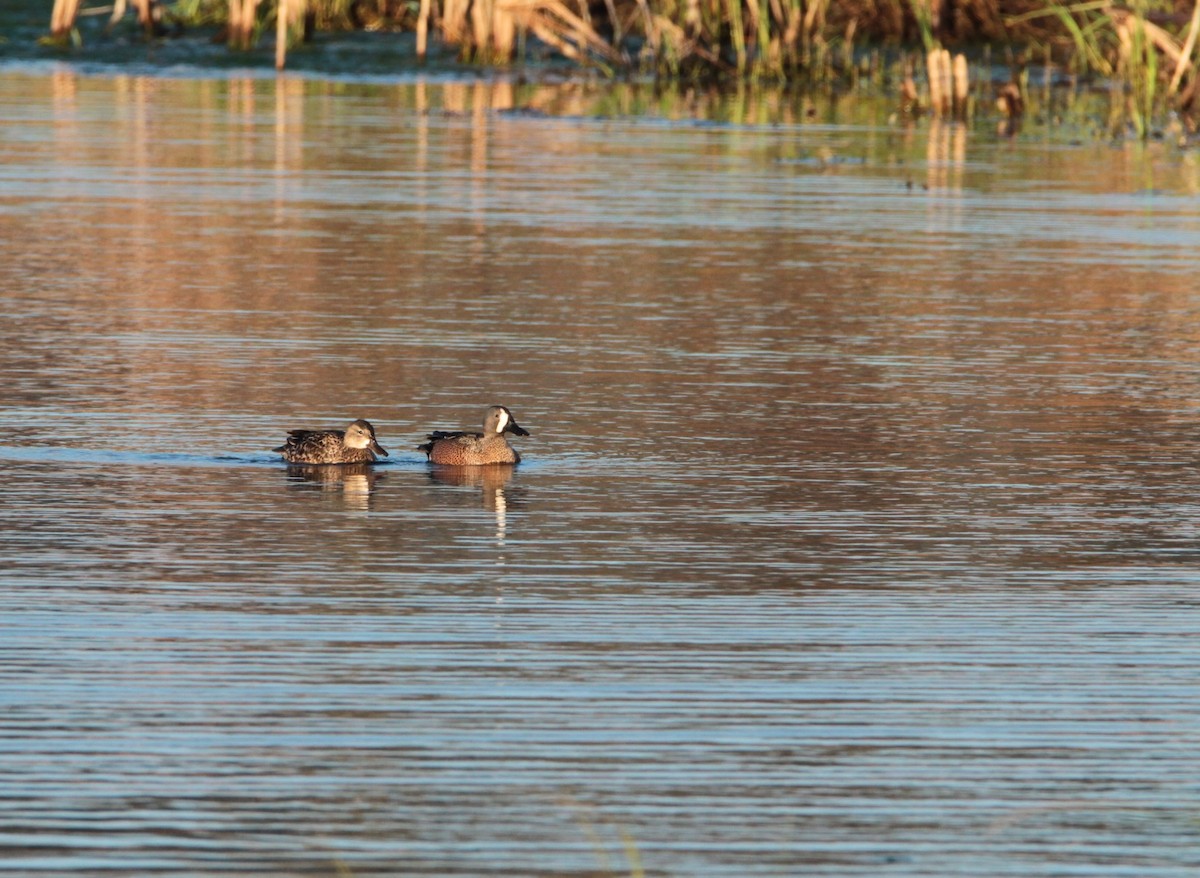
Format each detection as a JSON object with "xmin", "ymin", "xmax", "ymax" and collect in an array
[
  {"xmin": 275, "ymin": 418, "xmax": 389, "ymax": 465},
  {"xmin": 418, "ymin": 405, "xmax": 528, "ymax": 465}
]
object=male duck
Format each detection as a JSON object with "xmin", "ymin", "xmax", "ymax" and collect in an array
[
  {"xmin": 418, "ymin": 405, "xmax": 528, "ymax": 465},
  {"xmin": 274, "ymin": 418, "xmax": 389, "ymax": 465}
]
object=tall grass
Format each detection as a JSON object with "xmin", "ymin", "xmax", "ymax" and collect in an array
[{"xmin": 1003, "ymin": 1, "xmax": 1199, "ymax": 135}]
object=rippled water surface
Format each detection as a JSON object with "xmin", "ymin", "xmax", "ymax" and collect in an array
[{"xmin": 2, "ymin": 68, "xmax": 1200, "ymax": 876}]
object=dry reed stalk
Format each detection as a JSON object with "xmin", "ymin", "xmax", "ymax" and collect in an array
[
  {"xmin": 101, "ymin": 0, "xmax": 159, "ymax": 36},
  {"xmin": 644, "ymin": 12, "xmax": 725, "ymax": 70},
  {"xmin": 765, "ymin": 0, "xmax": 785, "ymax": 57},
  {"xmin": 604, "ymin": 0, "xmax": 624, "ymax": 44},
  {"xmin": 649, "ymin": 13, "xmax": 685, "ymax": 64},
  {"xmin": 801, "ymin": 0, "xmax": 826, "ymax": 55},
  {"xmin": 416, "ymin": 0, "xmax": 432, "ymax": 60},
  {"xmin": 952, "ymin": 51, "xmax": 968, "ymax": 115},
  {"xmin": 499, "ymin": 0, "xmax": 621, "ymax": 63},
  {"xmin": 634, "ymin": 0, "xmax": 658, "ymax": 57},
  {"xmin": 926, "ymin": 46, "xmax": 951, "ymax": 115},
  {"xmin": 275, "ymin": 0, "xmax": 289, "ymax": 67},
  {"xmin": 131, "ymin": 0, "xmax": 154, "ymax": 30},
  {"xmin": 467, "ymin": 0, "xmax": 519, "ymax": 60},
  {"xmin": 925, "ymin": 49, "xmax": 969, "ymax": 117},
  {"xmin": 442, "ymin": 0, "xmax": 469, "ymax": 44},
  {"xmin": 470, "ymin": 0, "xmax": 493, "ymax": 55},
  {"xmin": 742, "ymin": 0, "xmax": 761, "ymax": 51},
  {"xmin": 228, "ymin": 0, "xmax": 261, "ymax": 49},
  {"xmin": 724, "ymin": 0, "xmax": 746, "ymax": 70},
  {"xmin": 753, "ymin": 0, "xmax": 777, "ymax": 71},
  {"xmin": 493, "ymin": 4, "xmax": 517, "ymax": 58},
  {"xmin": 573, "ymin": 0, "xmax": 593, "ymax": 57},
  {"xmin": 228, "ymin": 0, "xmax": 242, "ymax": 45},
  {"xmin": 49, "ymin": 0, "xmax": 82, "ymax": 37},
  {"xmin": 1169, "ymin": 0, "xmax": 1200, "ymax": 95},
  {"xmin": 841, "ymin": 17, "xmax": 857, "ymax": 69},
  {"xmin": 779, "ymin": 0, "xmax": 800, "ymax": 64}
]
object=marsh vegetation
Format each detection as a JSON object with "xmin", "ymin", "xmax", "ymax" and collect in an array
[{"xmin": 36, "ymin": 2, "xmax": 1200, "ymax": 135}]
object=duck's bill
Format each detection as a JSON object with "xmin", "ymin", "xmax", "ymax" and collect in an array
[
  {"xmin": 507, "ymin": 422, "xmax": 530, "ymax": 437},
  {"xmin": 372, "ymin": 442, "xmax": 389, "ymax": 457}
]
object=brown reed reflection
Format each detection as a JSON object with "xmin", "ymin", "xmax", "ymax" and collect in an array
[{"xmin": 925, "ymin": 118, "xmax": 966, "ymax": 194}]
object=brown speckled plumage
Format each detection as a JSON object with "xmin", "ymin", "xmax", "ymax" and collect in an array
[
  {"xmin": 418, "ymin": 405, "xmax": 528, "ymax": 465},
  {"xmin": 274, "ymin": 418, "xmax": 389, "ymax": 465}
]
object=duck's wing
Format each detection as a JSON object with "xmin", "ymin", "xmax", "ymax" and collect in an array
[
  {"xmin": 417, "ymin": 430, "xmax": 482, "ymax": 454},
  {"xmin": 276, "ymin": 429, "xmax": 342, "ymax": 452}
]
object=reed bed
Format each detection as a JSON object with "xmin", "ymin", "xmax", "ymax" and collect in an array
[{"xmin": 42, "ymin": 0, "xmax": 1200, "ymax": 132}]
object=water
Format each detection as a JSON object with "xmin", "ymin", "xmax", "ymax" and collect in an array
[{"xmin": 1, "ymin": 67, "xmax": 1199, "ymax": 876}]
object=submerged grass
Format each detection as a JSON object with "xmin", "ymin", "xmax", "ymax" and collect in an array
[{"xmin": 37, "ymin": 0, "xmax": 1200, "ymax": 136}]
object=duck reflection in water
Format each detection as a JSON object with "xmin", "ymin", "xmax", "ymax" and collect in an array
[
  {"xmin": 427, "ymin": 465, "xmax": 519, "ymax": 544},
  {"xmin": 284, "ymin": 462, "xmax": 383, "ymax": 511}
]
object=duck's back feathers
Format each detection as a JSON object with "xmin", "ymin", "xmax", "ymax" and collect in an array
[
  {"xmin": 417, "ymin": 430, "xmax": 480, "ymax": 452},
  {"xmin": 277, "ymin": 429, "xmax": 336, "ymax": 449},
  {"xmin": 418, "ymin": 430, "xmax": 520, "ymax": 465}
]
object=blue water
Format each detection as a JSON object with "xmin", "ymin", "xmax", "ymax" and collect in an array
[{"xmin": 0, "ymin": 68, "xmax": 1198, "ymax": 876}]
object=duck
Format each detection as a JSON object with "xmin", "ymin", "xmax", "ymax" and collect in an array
[
  {"xmin": 418, "ymin": 405, "xmax": 528, "ymax": 465},
  {"xmin": 274, "ymin": 418, "xmax": 389, "ymax": 465}
]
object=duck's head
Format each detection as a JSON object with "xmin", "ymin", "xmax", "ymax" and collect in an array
[
  {"xmin": 485, "ymin": 405, "xmax": 529, "ymax": 437},
  {"xmin": 345, "ymin": 419, "xmax": 388, "ymax": 456}
]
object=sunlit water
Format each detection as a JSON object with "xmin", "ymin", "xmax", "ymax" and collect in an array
[{"xmin": 1, "ymin": 67, "xmax": 1199, "ymax": 876}]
